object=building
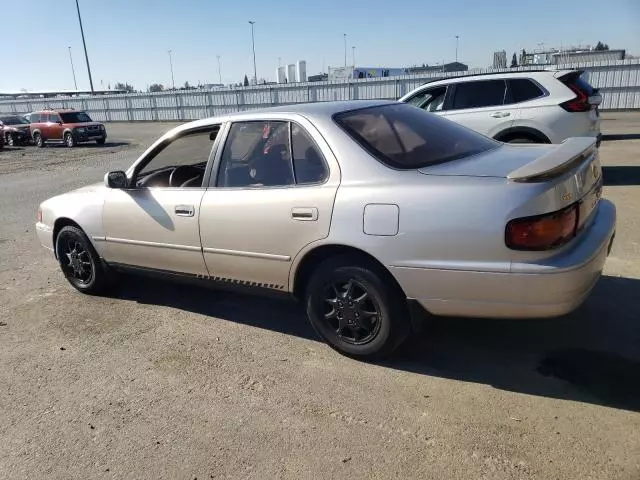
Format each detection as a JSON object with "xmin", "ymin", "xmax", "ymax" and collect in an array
[
  {"xmin": 276, "ymin": 66, "xmax": 287, "ymax": 84},
  {"xmin": 328, "ymin": 66, "xmax": 409, "ymax": 81},
  {"xmin": 296, "ymin": 61, "xmax": 307, "ymax": 83},
  {"xmin": 406, "ymin": 62, "xmax": 468, "ymax": 74},
  {"xmin": 308, "ymin": 73, "xmax": 328, "ymax": 82},
  {"xmin": 519, "ymin": 46, "xmax": 626, "ymax": 66},
  {"xmin": 493, "ymin": 51, "xmax": 507, "ymax": 69},
  {"xmin": 287, "ymin": 64, "xmax": 297, "ymax": 83}
]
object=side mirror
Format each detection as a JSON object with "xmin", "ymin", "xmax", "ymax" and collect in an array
[
  {"xmin": 57, "ymin": 121, "xmax": 63, "ymax": 125},
  {"xmin": 104, "ymin": 170, "xmax": 128, "ymax": 189}
]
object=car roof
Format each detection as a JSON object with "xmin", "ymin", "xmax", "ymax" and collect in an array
[
  {"xmin": 417, "ymin": 68, "xmax": 577, "ymax": 86},
  {"xmin": 33, "ymin": 108, "xmax": 80, "ymax": 113}
]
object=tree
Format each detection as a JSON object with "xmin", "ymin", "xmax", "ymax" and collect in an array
[
  {"xmin": 595, "ymin": 41, "xmax": 610, "ymax": 51},
  {"xmin": 510, "ymin": 52, "xmax": 518, "ymax": 68},
  {"xmin": 148, "ymin": 83, "xmax": 164, "ymax": 92},
  {"xmin": 243, "ymin": 75, "xmax": 249, "ymax": 87},
  {"xmin": 183, "ymin": 81, "xmax": 191, "ymax": 90},
  {"xmin": 114, "ymin": 82, "xmax": 135, "ymax": 93}
]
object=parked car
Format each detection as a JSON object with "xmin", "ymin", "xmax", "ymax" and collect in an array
[
  {"xmin": 0, "ymin": 114, "xmax": 32, "ymax": 146},
  {"xmin": 29, "ymin": 109, "xmax": 107, "ymax": 147},
  {"xmin": 400, "ymin": 69, "xmax": 602, "ymax": 145},
  {"xmin": 35, "ymin": 101, "xmax": 615, "ymax": 358}
]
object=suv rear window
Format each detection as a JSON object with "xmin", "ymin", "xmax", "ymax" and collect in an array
[
  {"xmin": 507, "ymin": 78, "xmax": 545, "ymax": 103},
  {"xmin": 334, "ymin": 103, "xmax": 498, "ymax": 169},
  {"xmin": 451, "ymin": 80, "xmax": 506, "ymax": 110}
]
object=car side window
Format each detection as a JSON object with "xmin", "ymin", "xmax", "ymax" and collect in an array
[
  {"xmin": 451, "ymin": 80, "xmax": 506, "ymax": 110},
  {"xmin": 31, "ymin": 114, "xmax": 41, "ymax": 123},
  {"xmin": 409, "ymin": 87, "xmax": 447, "ymax": 112},
  {"xmin": 48, "ymin": 113, "xmax": 61, "ymax": 123},
  {"xmin": 217, "ymin": 121, "xmax": 294, "ymax": 188},
  {"xmin": 506, "ymin": 78, "xmax": 545, "ymax": 104},
  {"xmin": 291, "ymin": 124, "xmax": 328, "ymax": 184},
  {"xmin": 135, "ymin": 127, "xmax": 219, "ymax": 188}
]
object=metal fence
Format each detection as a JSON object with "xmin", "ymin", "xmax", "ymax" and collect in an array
[{"xmin": 2, "ymin": 59, "xmax": 639, "ymax": 121}]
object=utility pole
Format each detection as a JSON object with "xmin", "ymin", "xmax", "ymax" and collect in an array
[
  {"xmin": 216, "ymin": 55, "xmax": 222, "ymax": 84},
  {"xmin": 68, "ymin": 46, "xmax": 78, "ymax": 90},
  {"xmin": 343, "ymin": 33, "xmax": 347, "ymax": 70},
  {"xmin": 74, "ymin": 0, "xmax": 94, "ymax": 93},
  {"xmin": 249, "ymin": 21, "xmax": 257, "ymax": 85},
  {"xmin": 455, "ymin": 35, "xmax": 460, "ymax": 63},
  {"xmin": 168, "ymin": 50, "xmax": 175, "ymax": 89},
  {"xmin": 352, "ymin": 46, "xmax": 356, "ymax": 68}
]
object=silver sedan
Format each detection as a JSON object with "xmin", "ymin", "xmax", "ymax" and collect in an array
[{"xmin": 36, "ymin": 100, "xmax": 616, "ymax": 358}]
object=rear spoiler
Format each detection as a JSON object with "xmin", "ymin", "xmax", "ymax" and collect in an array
[{"xmin": 507, "ymin": 137, "xmax": 597, "ymax": 182}]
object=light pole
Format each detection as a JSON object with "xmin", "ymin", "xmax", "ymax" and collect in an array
[
  {"xmin": 68, "ymin": 46, "xmax": 78, "ymax": 90},
  {"xmin": 343, "ymin": 33, "xmax": 347, "ymax": 70},
  {"xmin": 352, "ymin": 46, "xmax": 356, "ymax": 67},
  {"xmin": 216, "ymin": 55, "xmax": 222, "ymax": 84},
  {"xmin": 455, "ymin": 35, "xmax": 459, "ymax": 63},
  {"xmin": 249, "ymin": 21, "xmax": 257, "ymax": 85},
  {"xmin": 74, "ymin": 0, "xmax": 94, "ymax": 93},
  {"xmin": 168, "ymin": 49, "xmax": 175, "ymax": 89}
]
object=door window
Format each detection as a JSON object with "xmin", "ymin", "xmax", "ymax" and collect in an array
[
  {"xmin": 135, "ymin": 127, "xmax": 219, "ymax": 188},
  {"xmin": 406, "ymin": 87, "xmax": 447, "ymax": 112},
  {"xmin": 451, "ymin": 80, "xmax": 506, "ymax": 110},
  {"xmin": 506, "ymin": 78, "xmax": 545, "ymax": 103},
  {"xmin": 217, "ymin": 121, "xmax": 294, "ymax": 188},
  {"xmin": 291, "ymin": 124, "xmax": 328, "ymax": 184},
  {"xmin": 48, "ymin": 113, "xmax": 62, "ymax": 123}
]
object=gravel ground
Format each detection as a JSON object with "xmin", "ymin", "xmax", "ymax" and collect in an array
[{"xmin": 0, "ymin": 115, "xmax": 639, "ymax": 480}]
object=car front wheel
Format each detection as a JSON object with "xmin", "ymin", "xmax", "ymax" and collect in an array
[
  {"xmin": 305, "ymin": 256, "xmax": 410, "ymax": 358},
  {"xmin": 64, "ymin": 132, "xmax": 77, "ymax": 147},
  {"xmin": 55, "ymin": 225, "xmax": 111, "ymax": 295},
  {"xmin": 6, "ymin": 134, "xmax": 16, "ymax": 146},
  {"xmin": 96, "ymin": 137, "xmax": 106, "ymax": 145},
  {"xmin": 34, "ymin": 133, "xmax": 44, "ymax": 147}
]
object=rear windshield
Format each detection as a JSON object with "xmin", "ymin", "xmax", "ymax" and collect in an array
[
  {"xmin": 334, "ymin": 103, "xmax": 498, "ymax": 169},
  {"xmin": 0, "ymin": 115, "xmax": 29, "ymax": 125},
  {"xmin": 59, "ymin": 111, "xmax": 92, "ymax": 123}
]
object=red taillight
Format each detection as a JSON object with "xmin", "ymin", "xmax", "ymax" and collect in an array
[
  {"xmin": 506, "ymin": 204, "xmax": 579, "ymax": 250},
  {"xmin": 560, "ymin": 84, "xmax": 590, "ymax": 112}
]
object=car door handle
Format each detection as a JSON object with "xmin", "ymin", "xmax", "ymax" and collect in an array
[
  {"xmin": 490, "ymin": 112, "xmax": 511, "ymax": 118},
  {"xmin": 175, "ymin": 205, "xmax": 195, "ymax": 217},
  {"xmin": 291, "ymin": 207, "xmax": 318, "ymax": 221}
]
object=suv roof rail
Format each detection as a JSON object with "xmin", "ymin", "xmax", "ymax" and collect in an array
[{"xmin": 417, "ymin": 67, "xmax": 576, "ymax": 86}]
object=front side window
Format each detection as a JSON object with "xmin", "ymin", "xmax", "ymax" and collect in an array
[
  {"xmin": 218, "ymin": 121, "xmax": 294, "ymax": 188},
  {"xmin": 59, "ymin": 111, "xmax": 92, "ymax": 123},
  {"xmin": 48, "ymin": 113, "xmax": 61, "ymax": 123},
  {"xmin": 451, "ymin": 80, "xmax": 506, "ymax": 110},
  {"xmin": 334, "ymin": 103, "xmax": 498, "ymax": 169},
  {"xmin": 135, "ymin": 127, "xmax": 219, "ymax": 188}
]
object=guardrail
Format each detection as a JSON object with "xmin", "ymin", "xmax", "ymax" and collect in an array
[{"xmin": 2, "ymin": 59, "xmax": 639, "ymax": 121}]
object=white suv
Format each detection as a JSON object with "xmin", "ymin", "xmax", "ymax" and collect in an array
[{"xmin": 399, "ymin": 69, "xmax": 602, "ymax": 145}]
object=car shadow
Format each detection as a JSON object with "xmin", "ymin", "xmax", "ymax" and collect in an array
[
  {"xmin": 115, "ymin": 274, "xmax": 640, "ymax": 412},
  {"xmin": 602, "ymin": 166, "xmax": 640, "ymax": 186},
  {"xmin": 602, "ymin": 133, "xmax": 640, "ymax": 141},
  {"xmin": 45, "ymin": 141, "xmax": 129, "ymax": 149}
]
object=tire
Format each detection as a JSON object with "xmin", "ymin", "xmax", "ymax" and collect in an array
[
  {"xmin": 6, "ymin": 134, "xmax": 15, "ymax": 147},
  {"xmin": 34, "ymin": 132, "xmax": 44, "ymax": 148},
  {"xmin": 305, "ymin": 255, "xmax": 410, "ymax": 359},
  {"xmin": 506, "ymin": 137, "xmax": 537, "ymax": 144},
  {"xmin": 64, "ymin": 132, "xmax": 77, "ymax": 147},
  {"xmin": 55, "ymin": 225, "xmax": 111, "ymax": 295},
  {"xmin": 96, "ymin": 137, "xmax": 106, "ymax": 145}
]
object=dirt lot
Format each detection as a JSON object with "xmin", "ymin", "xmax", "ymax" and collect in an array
[{"xmin": 1, "ymin": 114, "xmax": 639, "ymax": 480}]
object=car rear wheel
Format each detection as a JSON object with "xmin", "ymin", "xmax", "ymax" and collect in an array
[
  {"xmin": 55, "ymin": 225, "xmax": 111, "ymax": 295},
  {"xmin": 65, "ymin": 132, "xmax": 77, "ymax": 147},
  {"xmin": 305, "ymin": 256, "xmax": 410, "ymax": 358},
  {"xmin": 6, "ymin": 134, "xmax": 15, "ymax": 146},
  {"xmin": 34, "ymin": 133, "xmax": 44, "ymax": 148},
  {"xmin": 96, "ymin": 137, "xmax": 106, "ymax": 145}
]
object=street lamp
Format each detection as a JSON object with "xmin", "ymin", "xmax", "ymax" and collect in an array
[
  {"xmin": 68, "ymin": 46, "xmax": 78, "ymax": 90},
  {"xmin": 343, "ymin": 33, "xmax": 347, "ymax": 70},
  {"xmin": 455, "ymin": 35, "xmax": 460, "ymax": 63},
  {"xmin": 249, "ymin": 21, "xmax": 257, "ymax": 85},
  {"xmin": 168, "ymin": 49, "xmax": 175, "ymax": 90},
  {"xmin": 352, "ymin": 46, "xmax": 356, "ymax": 68},
  {"xmin": 74, "ymin": 0, "xmax": 94, "ymax": 93},
  {"xmin": 216, "ymin": 55, "xmax": 222, "ymax": 85}
]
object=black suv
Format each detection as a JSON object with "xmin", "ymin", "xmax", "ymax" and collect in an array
[{"xmin": 0, "ymin": 115, "xmax": 32, "ymax": 146}]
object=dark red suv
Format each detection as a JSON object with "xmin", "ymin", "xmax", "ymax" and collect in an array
[{"xmin": 29, "ymin": 109, "xmax": 107, "ymax": 147}]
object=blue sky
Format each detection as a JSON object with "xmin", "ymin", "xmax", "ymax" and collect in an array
[{"xmin": 3, "ymin": 0, "xmax": 639, "ymax": 91}]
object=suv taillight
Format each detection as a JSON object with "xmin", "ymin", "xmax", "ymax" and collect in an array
[
  {"xmin": 560, "ymin": 84, "xmax": 590, "ymax": 112},
  {"xmin": 506, "ymin": 204, "xmax": 579, "ymax": 250}
]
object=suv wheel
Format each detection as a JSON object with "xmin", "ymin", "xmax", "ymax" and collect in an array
[
  {"xmin": 96, "ymin": 137, "xmax": 106, "ymax": 146},
  {"xmin": 305, "ymin": 255, "xmax": 410, "ymax": 358},
  {"xmin": 64, "ymin": 132, "xmax": 77, "ymax": 148},
  {"xmin": 6, "ymin": 134, "xmax": 16, "ymax": 146},
  {"xmin": 33, "ymin": 132, "xmax": 44, "ymax": 148}
]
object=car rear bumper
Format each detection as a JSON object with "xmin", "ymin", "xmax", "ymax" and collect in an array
[
  {"xmin": 36, "ymin": 222, "xmax": 54, "ymax": 253},
  {"xmin": 390, "ymin": 200, "xmax": 616, "ymax": 319}
]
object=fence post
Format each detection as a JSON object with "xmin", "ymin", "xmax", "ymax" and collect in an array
[
  {"xmin": 104, "ymin": 97, "xmax": 111, "ymax": 122},
  {"xmin": 125, "ymin": 96, "xmax": 132, "ymax": 121}
]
